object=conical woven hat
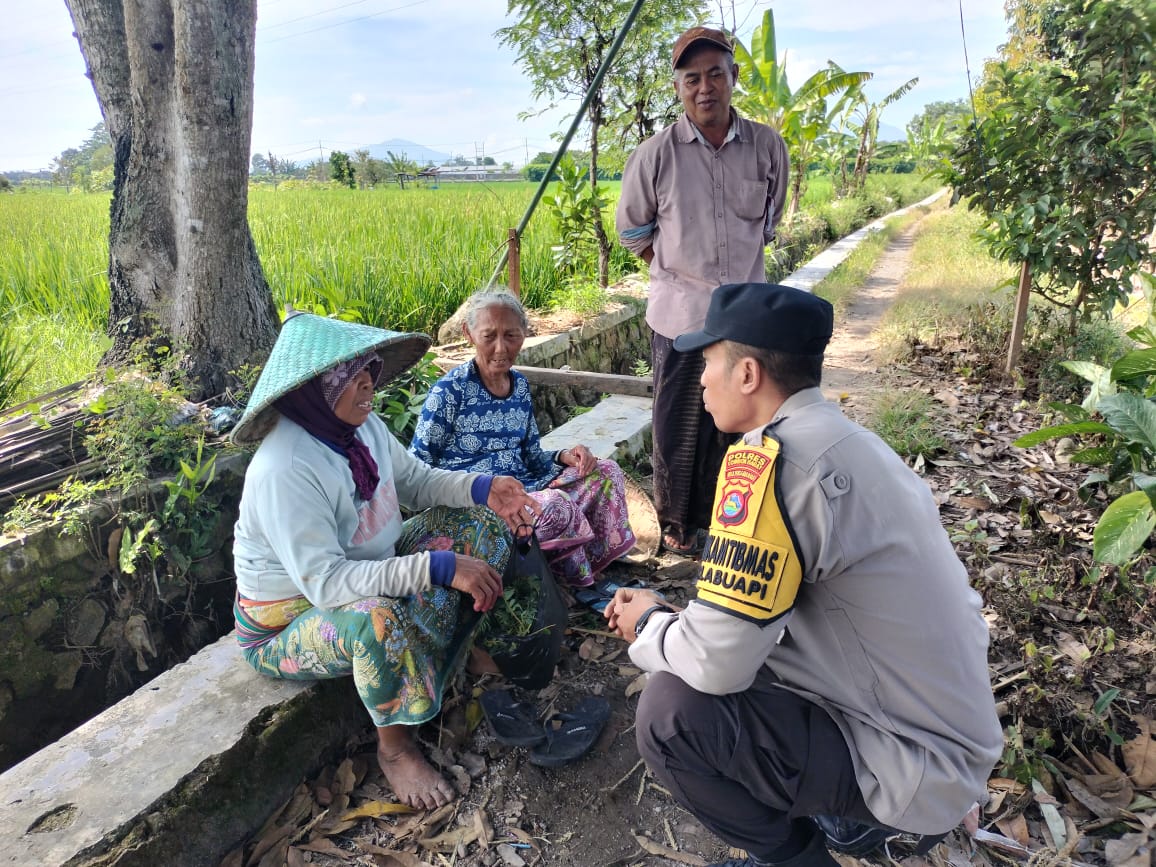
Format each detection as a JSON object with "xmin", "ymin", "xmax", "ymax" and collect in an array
[{"xmin": 231, "ymin": 312, "xmax": 431, "ymax": 444}]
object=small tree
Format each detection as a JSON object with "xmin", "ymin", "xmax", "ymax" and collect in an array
[
  {"xmin": 942, "ymin": 0, "xmax": 1156, "ymax": 330},
  {"xmin": 329, "ymin": 150, "xmax": 355, "ymax": 188},
  {"xmin": 497, "ymin": 0, "xmax": 703, "ymax": 288}
]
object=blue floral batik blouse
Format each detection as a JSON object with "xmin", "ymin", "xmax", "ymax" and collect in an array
[{"xmin": 409, "ymin": 360, "xmax": 562, "ymax": 492}]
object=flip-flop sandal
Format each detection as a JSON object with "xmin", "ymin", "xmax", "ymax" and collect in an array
[
  {"xmin": 479, "ymin": 690, "xmax": 546, "ymax": 747},
  {"xmin": 529, "ymin": 696, "xmax": 611, "ymax": 768},
  {"xmin": 574, "ymin": 586, "xmax": 612, "ymax": 614}
]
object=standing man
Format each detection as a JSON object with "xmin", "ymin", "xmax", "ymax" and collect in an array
[
  {"xmin": 604, "ymin": 285, "xmax": 1002, "ymax": 867},
  {"xmin": 616, "ymin": 26, "xmax": 789, "ymax": 557}
]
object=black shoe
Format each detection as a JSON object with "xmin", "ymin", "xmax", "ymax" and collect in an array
[{"xmin": 811, "ymin": 814, "xmax": 895, "ymax": 857}]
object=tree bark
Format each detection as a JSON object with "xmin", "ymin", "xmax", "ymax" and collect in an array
[
  {"xmin": 66, "ymin": 0, "xmax": 278, "ymax": 401},
  {"xmin": 589, "ymin": 108, "xmax": 611, "ymax": 289}
]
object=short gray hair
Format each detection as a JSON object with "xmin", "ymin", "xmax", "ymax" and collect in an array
[{"xmin": 463, "ymin": 289, "xmax": 529, "ymax": 332}]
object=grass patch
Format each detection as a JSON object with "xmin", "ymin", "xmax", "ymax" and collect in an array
[
  {"xmin": 874, "ymin": 206, "xmax": 1017, "ymax": 362},
  {"xmin": 876, "ymin": 204, "xmax": 1130, "ymax": 401},
  {"xmin": 870, "ymin": 389, "xmax": 946, "ymax": 460},
  {"xmin": 812, "ymin": 208, "xmax": 926, "ymax": 315}
]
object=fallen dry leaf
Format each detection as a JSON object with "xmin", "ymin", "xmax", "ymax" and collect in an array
[
  {"xmin": 333, "ymin": 758, "xmax": 357, "ymax": 796},
  {"xmin": 297, "ymin": 838, "xmax": 354, "ymax": 859},
  {"xmin": 418, "ymin": 824, "xmax": 478, "ymax": 853},
  {"xmin": 632, "ymin": 833, "xmax": 708, "ymax": 865},
  {"xmin": 340, "ymin": 799, "xmax": 414, "ymax": 821},
  {"xmin": 625, "ymin": 672, "xmax": 649, "ymax": 698},
  {"xmin": 995, "ymin": 812, "xmax": 1030, "ymax": 845},
  {"xmin": 369, "ymin": 852, "xmax": 435, "ymax": 867},
  {"xmin": 1122, "ymin": 715, "xmax": 1156, "ymax": 788}
]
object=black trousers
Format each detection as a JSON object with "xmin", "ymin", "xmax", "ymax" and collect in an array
[
  {"xmin": 636, "ymin": 669, "xmax": 880, "ymax": 862},
  {"xmin": 650, "ymin": 332, "xmax": 731, "ymax": 541}
]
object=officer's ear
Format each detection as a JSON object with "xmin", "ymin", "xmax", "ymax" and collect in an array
[{"xmin": 737, "ymin": 356, "xmax": 762, "ymax": 394}]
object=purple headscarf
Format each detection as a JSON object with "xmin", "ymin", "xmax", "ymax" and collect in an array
[{"xmin": 274, "ymin": 353, "xmax": 384, "ymax": 500}]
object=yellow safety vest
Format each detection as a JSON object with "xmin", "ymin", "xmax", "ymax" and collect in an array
[{"xmin": 696, "ymin": 434, "xmax": 805, "ymax": 625}]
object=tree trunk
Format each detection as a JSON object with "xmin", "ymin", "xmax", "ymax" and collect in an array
[
  {"xmin": 589, "ymin": 105, "xmax": 610, "ymax": 289},
  {"xmin": 66, "ymin": 0, "xmax": 278, "ymax": 401}
]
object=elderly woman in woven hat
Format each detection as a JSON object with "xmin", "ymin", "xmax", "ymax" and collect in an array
[
  {"xmin": 231, "ymin": 312, "xmax": 539, "ymax": 810},
  {"xmin": 409, "ymin": 289, "xmax": 636, "ymax": 589}
]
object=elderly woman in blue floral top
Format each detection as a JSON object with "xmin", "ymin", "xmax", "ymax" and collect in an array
[{"xmin": 410, "ymin": 290, "xmax": 636, "ymax": 588}]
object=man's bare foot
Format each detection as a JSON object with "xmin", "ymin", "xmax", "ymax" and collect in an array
[
  {"xmin": 376, "ymin": 726, "xmax": 455, "ymax": 810},
  {"xmin": 467, "ymin": 645, "xmax": 502, "ymax": 676}
]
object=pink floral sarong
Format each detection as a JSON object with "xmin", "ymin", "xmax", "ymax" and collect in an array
[{"xmin": 530, "ymin": 458, "xmax": 636, "ymax": 587}]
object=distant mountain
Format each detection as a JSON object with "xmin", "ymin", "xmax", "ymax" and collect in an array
[
  {"xmin": 877, "ymin": 122, "xmax": 906, "ymax": 143},
  {"xmin": 362, "ymin": 139, "xmax": 450, "ymax": 167}
]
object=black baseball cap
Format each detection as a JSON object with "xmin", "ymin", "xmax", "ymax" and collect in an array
[{"xmin": 672, "ymin": 283, "xmax": 834, "ymax": 354}]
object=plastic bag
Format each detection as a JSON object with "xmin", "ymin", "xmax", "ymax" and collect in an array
[{"xmin": 483, "ymin": 530, "xmax": 567, "ymax": 690}]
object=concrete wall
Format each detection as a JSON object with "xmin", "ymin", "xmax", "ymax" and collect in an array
[{"xmin": 0, "ymin": 455, "xmax": 248, "ymax": 772}]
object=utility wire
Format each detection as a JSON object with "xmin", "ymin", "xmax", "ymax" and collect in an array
[{"xmin": 958, "ymin": 0, "xmax": 993, "ymax": 202}]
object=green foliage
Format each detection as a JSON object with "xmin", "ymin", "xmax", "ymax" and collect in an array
[
  {"xmin": 2, "ymin": 367, "xmax": 224, "ymax": 588},
  {"xmin": 733, "ymin": 9, "xmax": 872, "ymax": 215},
  {"xmin": 870, "ymin": 389, "xmax": 946, "ymax": 460},
  {"xmin": 1013, "ymin": 276, "xmax": 1156, "ymax": 569},
  {"xmin": 941, "ymin": 0, "xmax": 1156, "ymax": 327},
  {"xmin": 328, "ymin": 151, "xmax": 356, "ymax": 188},
  {"xmin": 0, "ymin": 322, "xmax": 33, "ymax": 411},
  {"xmin": 375, "ymin": 351, "xmax": 443, "ymax": 444},
  {"xmin": 497, "ymin": 0, "xmax": 703, "ymax": 285},
  {"xmin": 544, "ymin": 155, "xmax": 607, "ymax": 290}
]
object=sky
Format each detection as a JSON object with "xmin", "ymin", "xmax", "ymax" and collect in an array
[{"xmin": 0, "ymin": 0, "xmax": 1010, "ymax": 173}]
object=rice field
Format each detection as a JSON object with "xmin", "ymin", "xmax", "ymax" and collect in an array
[{"xmin": 0, "ymin": 173, "xmax": 937, "ymax": 405}]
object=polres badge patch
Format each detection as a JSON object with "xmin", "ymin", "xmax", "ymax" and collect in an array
[{"xmin": 697, "ymin": 437, "xmax": 804, "ymax": 625}]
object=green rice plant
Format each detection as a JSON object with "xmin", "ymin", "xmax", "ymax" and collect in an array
[
  {"xmin": 0, "ymin": 323, "xmax": 33, "ymax": 411},
  {"xmin": 0, "ymin": 191, "xmax": 110, "ymax": 330},
  {"xmin": 870, "ymin": 389, "xmax": 946, "ymax": 460},
  {"xmin": 6, "ymin": 310, "xmax": 110, "ymax": 406}
]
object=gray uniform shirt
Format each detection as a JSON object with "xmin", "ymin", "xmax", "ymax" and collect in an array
[
  {"xmin": 615, "ymin": 111, "xmax": 789, "ymax": 339},
  {"xmin": 630, "ymin": 388, "xmax": 1002, "ymax": 834}
]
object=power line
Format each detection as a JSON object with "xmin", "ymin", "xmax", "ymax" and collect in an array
[{"xmin": 260, "ymin": 0, "xmax": 426, "ymax": 46}]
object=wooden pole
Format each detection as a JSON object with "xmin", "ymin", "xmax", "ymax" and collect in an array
[
  {"xmin": 507, "ymin": 228, "xmax": 521, "ymax": 297},
  {"xmin": 1006, "ymin": 260, "xmax": 1031, "ymax": 374}
]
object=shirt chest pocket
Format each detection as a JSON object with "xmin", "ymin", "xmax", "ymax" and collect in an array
[{"xmin": 733, "ymin": 179, "xmax": 769, "ymax": 221}]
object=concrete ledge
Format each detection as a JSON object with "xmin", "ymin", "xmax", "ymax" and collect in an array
[
  {"xmin": 539, "ymin": 394, "xmax": 653, "ymax": 463},
  {"xmin": 782, "ymin": 189, "xmax": 946, "ymax": 294},
  {"xmin": 0, "ymin": 634, "xmax": 364, "ymax": 867}
]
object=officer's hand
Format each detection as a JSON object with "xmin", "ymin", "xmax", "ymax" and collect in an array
[
  {"xmin": 451, "ymin": 554, "xmax": 504, "ymax": 612},
  {"xmin": 604, "ymin": 587, "xmax": 662, "ymax": 641}
]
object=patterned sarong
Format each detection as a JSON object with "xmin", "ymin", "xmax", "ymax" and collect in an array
[
  {"xmin": 530, "ymin": 458, "xmax": 636, "ymax": 587},
  {"xmin": 235, "ymin": 505, "xmax": 510, "ymax": 727}
]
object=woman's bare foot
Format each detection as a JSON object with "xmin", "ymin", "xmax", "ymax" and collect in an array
[
  {"xmin": 467, "ymin": 645, "xmax": 502, "ymax": 676},
  {"xmin": 376, "ymin": 725, "xmax": 455, "ymax": 810}
]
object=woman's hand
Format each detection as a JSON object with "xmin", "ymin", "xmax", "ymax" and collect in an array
[
  {"xmin": 561, "ymin": 444, "xmax": 597, "ymax": 475},
  {"xmin": 487, "ymin": 475, "xmax": 541, "ymax": 534},
  {"xmin": 452, "ymin": 554, "xmax": 504, "ymax": 612}
]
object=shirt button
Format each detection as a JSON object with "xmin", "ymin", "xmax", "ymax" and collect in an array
[{"xmin": 834, "ymin": 473, "xmax": 850, "ymax": 490}]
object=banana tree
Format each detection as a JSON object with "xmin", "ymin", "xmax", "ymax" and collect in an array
[
  {"xmin": 841, "ymin": 75, "xmax": 920, "ymax": 193},
  {"xmin": 732, "ymin": 9, "xmax": 872, "ymax": 216}
]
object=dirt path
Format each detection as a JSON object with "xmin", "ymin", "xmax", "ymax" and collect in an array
[{"xmin": 821, "ymin": 226, "xmax": 920, "ymax": 423}]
